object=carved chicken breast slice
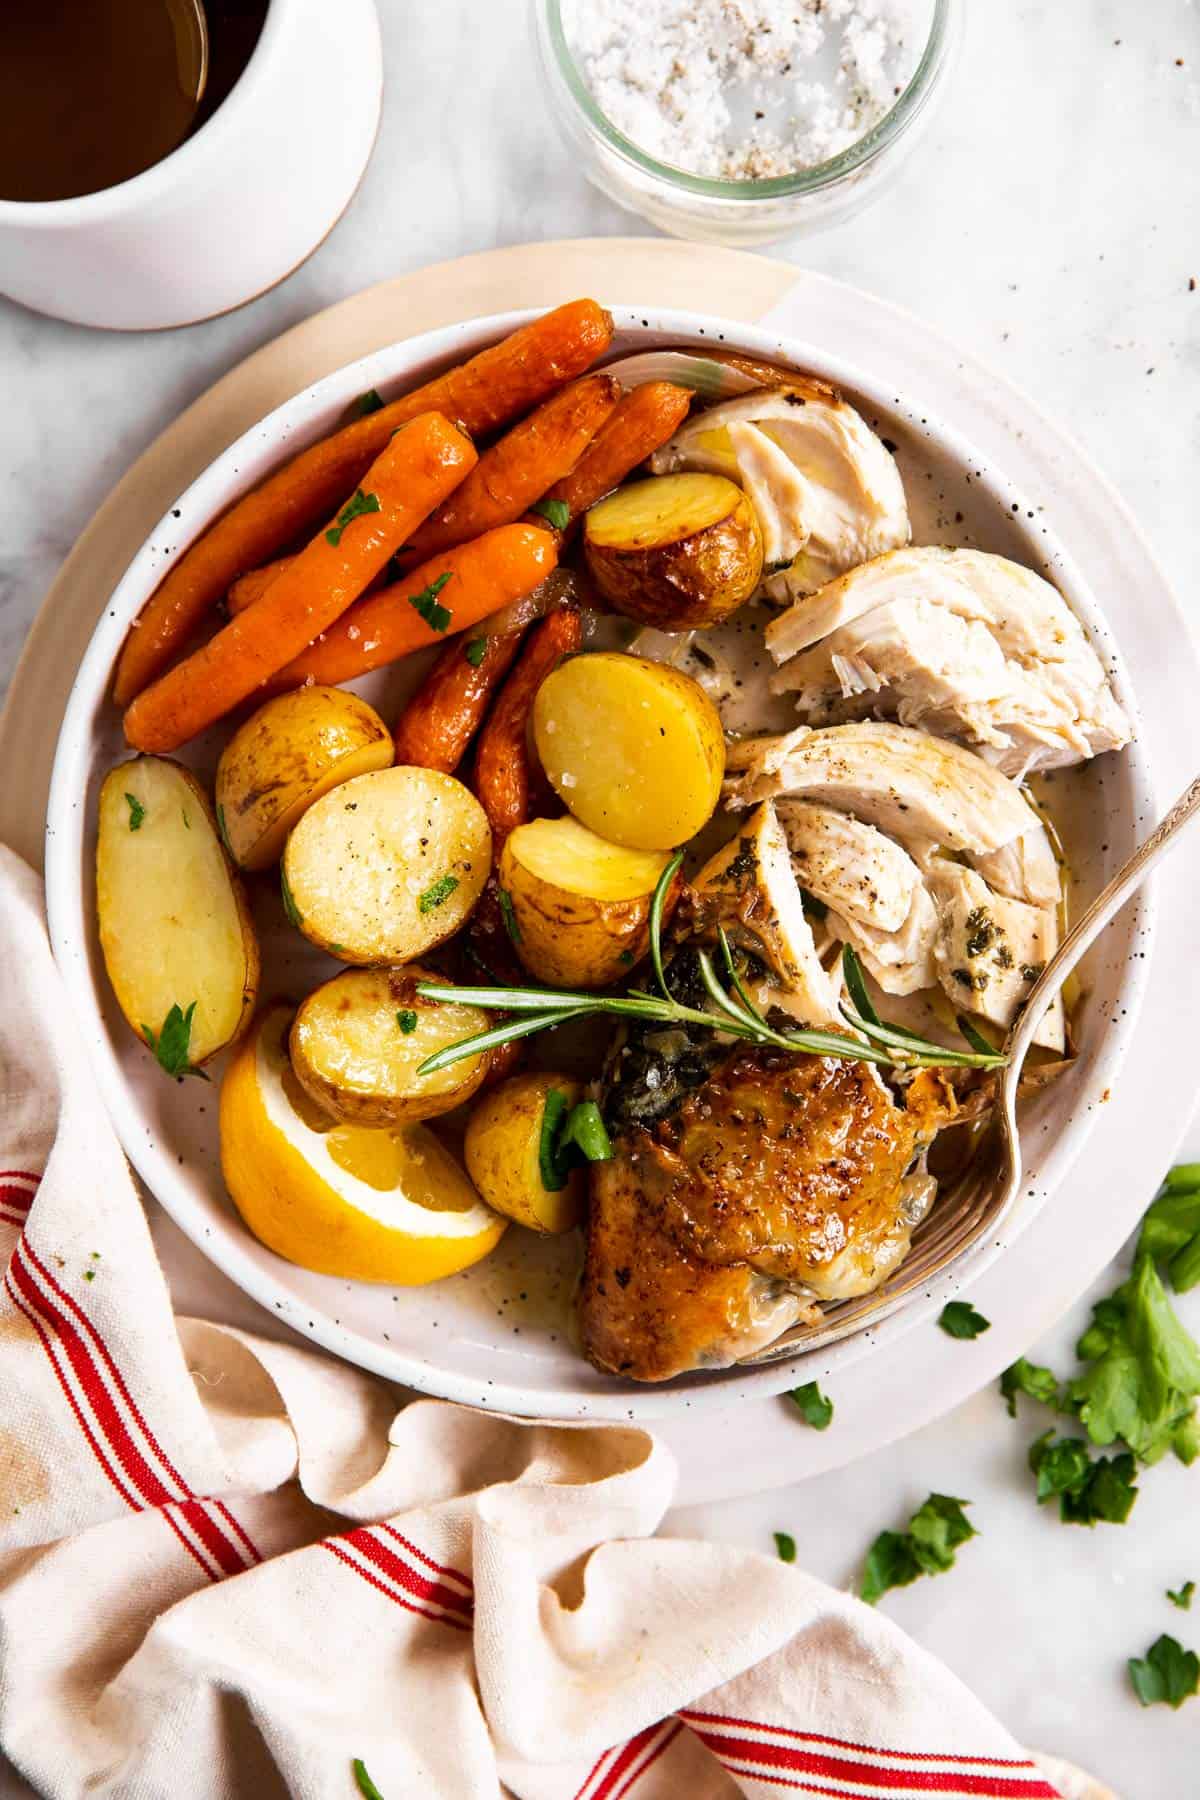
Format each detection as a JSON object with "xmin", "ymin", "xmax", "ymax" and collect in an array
[
  {"xmin": 927, "ymin": 863, "xmax": 1064, "ymax": 1053},
  {"xmin": 774, "ymin": 797, "xmax": 922, "ymax": 932},
  {"xmin": 649, "ymin": 386, "xmax": 910, "ymax": 591},
  {"xmin": 690, "ymin": 800, "xmax": 843, "ymax": 1027},
  {"xmin": 766, "ymin": 547, "xmax": 1131, "ymax": 777},
  {"xmin": 826, "ymin": 883, "xmax": 941, "ymax": 997}
]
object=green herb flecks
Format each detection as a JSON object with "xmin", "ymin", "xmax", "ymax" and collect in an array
[
  {"xmin": 142, "ymin": 1002, "xmax": 208, "ymax": 1082},
  {"xmin": 860, "ymin": 1494, "xmax": 977, "ymax": 1605},
  {"xmin": 216, "ymin": 802, "xmax": 233, "ymax": 856},
  {"xmin": 538, "ymin": 1087, "xmax": 571, "ymax": 1193},
  {"xmin": 412, "ymin": 863, "xmax": 1008, "ymax": 1081},
  {"xmin": 418, "ymin": 873, "xmax": 459, "ymax": 915},
  {"xmin": 939, "ymin": 1301, "xmax": 991, "ymax": 1340},
  {"xmin": 125, "ymin": 792, "xmax": 146, "ymax": 831},
  {"xmin": 1028, "ymin": 1432, "xmax": 1138, "ymax": 1525},
  {"xmin": 1069, "ymin": 1253, "xmax": 1200, "ymax": 1464},
  {"xmin": 353, "ymin": 1759, "xmax": 386, "ymax": 1800},
  {"xmin": 1129, "ymin": 1635, "xmax": 1200, "ymax": 1709},
  {"xmin": 281, "ymin": 868, "xmax": 303, "ymax": 929},
  {"xmin": 353, "ymin": 387, "xmax": 385, "ymax": 418},
  {"xmin": 408, "ymin": 571, "xmax": 453, "ymax": 634},
  {"xmin": 789, "ymin": 1382, "xmax": 834, "ymax": 1430},
  {"xmin": 498, "ymin": 887, "xmax": 522, "ymax": 945},
  {"xmin": 531, "ymin": 497, "xmax": 570, "ymax": 531},
  {"xmin": 396, "ymin": 1010, "xmax": 418, "ymax": 1035},
  {"xmin": 774, "ymin": 1531, "xmax": 797, "ymax": 1563},
  {"xmin": 464, "ymin": 637, "xmax": 488, "ymax": 667},
  {"xmin": 325, "ymin": 488, "xmax": 381, "ymax": 547},
  {"xmin": 1168, "ymin": 1581, "xmax": 1196, "ymax": 1611},
  {"xmin": 1000, "ymin": 1357, "xmax": 1062, "ymax": 1417},
  {"xmin": 1138, "ymin": 1165, "xmax": 1200, "ymax": 1292}
]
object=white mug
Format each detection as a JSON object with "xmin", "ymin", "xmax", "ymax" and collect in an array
[{"xmin": 0, "ymin": 0, "xmax": 382, "ymax": 331}]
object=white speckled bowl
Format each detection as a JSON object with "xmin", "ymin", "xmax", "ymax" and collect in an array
[{"xmin": 44, "ymin": 307, "xmax": 1154, "ymax": 1421}]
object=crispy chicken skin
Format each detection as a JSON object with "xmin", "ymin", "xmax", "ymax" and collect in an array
[{"xmin": 580, "ymin": 1045, "xmax": 958, "ymax": 1382}]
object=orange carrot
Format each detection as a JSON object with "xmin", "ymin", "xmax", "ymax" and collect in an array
[
  {"xmin": 123, "ymin": 414, "xmax": 475, "ymax": 753},
  {"xmin": 392, "ymin": 629, "xmax": 525, "ymax": 773},
  {"xmin": 270, "ymin": 523, "xmax": 558, "ymax": 690},
  {"xmin": 539, "ymin": 380, "xmax": 693, "ymax": 528},
  {"xmin": 112, "ymin": 299, "xmax": 614, "ymax": 704},
  {"xmin": 226, "ymin": 556, "xmax": 293, "ymax": 616},
  {"xmin": 473, "ymin": 608, "xmax": 584, "ymax": 844},
  {"xmin": 400, "ymin": 372, "xmax": 621, "ymax": 562}
]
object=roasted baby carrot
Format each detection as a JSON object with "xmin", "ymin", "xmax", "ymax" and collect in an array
[
  {"xmin": 226, "ymin": 556, "xmax": 293, "ymax": 616},
  {"xmin": 392, "ymin": 629, "xmax": 525, "ymax": 773},
  {"xmin": 473, "ymin": 607, "xmax": 583, "ymax": 844},
  {"xmin": 538, "ymin": 380, "xmax": 693, "ymax": 528},
  {"xmin": 270, "ymin": 523, "xmax": 558, "ymax": 690},
  {"xmin": 400, "ymin": 372, "xmax": 621, "ymax": 562},
  {"xmin": 112, "ymin": 298, "xmax": 614, "ymax": 703},
  {"xmin": 123, "ymin": 414, "xmax": 475, "ymax": 753}
]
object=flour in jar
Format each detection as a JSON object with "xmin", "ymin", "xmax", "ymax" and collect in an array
[{"xmin": 561, "ymin": 0, "xmax": 928, "ymax": 179}]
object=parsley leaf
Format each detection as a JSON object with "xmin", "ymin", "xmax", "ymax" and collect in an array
[
  {"xmin": 774, "ymin": 1531, "xmax": 796, "ymax": 1563},
  {"xmin": 1129, "ymin": 1634, "xmax": 1200, "ymax": 1708},
  {"xmin": 789, "ymin": 1381, "xmax": 834, "ymax": 1430},
  {"xmin": 1027, "ymin": 1432, "xmax": 1138, "ymax": 1525},
  {"xmin": 353, "ymin": 1760, "xmax": 386, "ymax": 1800},
  {"xmin": 396, "ymin": 1010, "xmax": 418, "ymax": 1034},
  {"xmin": 1138, "ymin": 1183, "xmax": 1200, "ymax": 1263},
  {"xmin": 1000, "ymin": 1357, "xmax": 1062, "ymax": 1417},
  {"xmin": 325, "ymin": 488, "xmax": 381, "ymax": 547},
  {"xmin": 939, "ymin": 1301, "xmax": 991, "ymax": 1340},
  {"xmin": 1069, "ymin": 1255, "xmax": 1200, "ymax": 1464},
  {"xmin": 141, "ymin": 1002, "xmax": 208, "ymax": 1081},
  {"xmin": 531, "ymin": 496, "xmax": 570, "ymax": 531},
  {"xmin": 498, "ymin": 887, "xmax": 522, "ymax": 945},
  {"xmin": 464, "ymin": 637, "xmax": 488, "ymax": 667},
  {"xmin": 418, "ymin": 873, "xmax": 459, "ymax": 915},
  {"xmin": 1168, "ymin": 1581, "xmax": 1196, "ymax": 1611},
  {"xmin": 353, "ymin": 387, "xmax": 385, "ymax": 418},
  {"xmin": 407, "ymin": 571, "xmax": 453, "ymax": 633},
  {"xmin": 124, "ymin": 791, "xmax": 146, "ymax": 831},
  {"xmin": 280, "ymin": 867, "xmax": 303, "ymax": 929},
  {"xmin": 860, "ymin": 1494, "xmax": 976, "ymax": 1604}
]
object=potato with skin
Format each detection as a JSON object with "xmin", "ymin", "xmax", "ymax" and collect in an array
[
  {"xmin": 215, "ymin": 686, "xmax": 394, "ymax": 871},
  {"xmin": 97, "ymin": 758, "xmax": 259, "ymax": 1067},
  {"xmin": 289, "ymin": 966, "xmax": 491, "ymax": 1125},
  {"xmin": 282, "ymin": 766, "xmax": 492, "ymax": 963},
  {"xmin": 500, "ymin": 816, "xmax": 673, "ymax": 989},
  {"xmin": 533, "ymin": 652, "xmax": 725, "ymax": 851},
  {"xmin": 464, "ymin": 1073, "xmax": 586, "ymax": 1233},
  {"xmin": 584, "ymin": 472, "xmax": 763, "ymax": 628}
]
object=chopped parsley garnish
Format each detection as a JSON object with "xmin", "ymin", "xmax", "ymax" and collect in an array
[
  {"xmin": 531, "ymin": 496, "xmax": 570, "ymax": 531},
  {"xmin": 407, "ymin": 571, "xmax": 453, "ymax": 633},
  {"xmin": 1000, "ymin": 1356, "xmax": 1061, "ymax": 1416},
  {"xmin": 464, "ymin": 637, "xmax": 488, "ymax": 667},
  {"xmin": 353, "ymin": 387, "xmax": 385, "ymax": 417},
  {"xmin": 215, "ymin": 802, "xmax": 233, "ymax": 855},
  {"xmin": 353, "ymin": 1760, "xmax": 386, "ymax": 1800},
  {"xmin": 396, "ymin": 1010, "xmax": 418, "ymax": 1034},
  {"xmin": 774, "ymin": 1531, "xmax": 797, "ymax": 1563},
  {"xmin": 939, "ymin": 1301, "xmax": 991, "ymax": 1340},
  {"xmin": 1069, "ymin": 1253, "xmax": 1200, "ymax": 1464},
  {"xmin": 1139, "ymin": 1167, "xmax": 1200, "ymax": 1293},
  {"xmin": 141, "ymin": 1002, "xmax": 208, "ymax": 1081},
  {"xmin": 280, "ymin": 868, "xmax": 303, "ymax": 929},
  {"xmin": 1129, "ymin": 1635, "xmax": 1200, "ymax": 1709},
  {"xmin": 1028, "ymin": 1432, "xmax": 1138, "ymax": 1525},
  {"xmin": 618, "ymin": 948, "xmax": 635, "ymax": 966},
  {"xmin": 860, "ymin": 1494, "xmax": 977, "ymax": 1605},
  {"xmin": 418, "ymin": 873, "xmax": 459, "ymax": 914},
  {"xmin": 788, "ymin": 1381, "xmax": 833, "ymax": 1430},
  {"xmin": 124, "ymin": 792, "xmax": 146, "ymax": 831},
  {"xmin": 325, "ymin": 488, "xmax": 381, "ymax": 547},
  {"xmin": 498, "ymin": 887, "xmax": 521, "ymax": 945},
  {"xmin": 1168, "ymin": 1581, "xmax": 1196, "ymax": 1611}
]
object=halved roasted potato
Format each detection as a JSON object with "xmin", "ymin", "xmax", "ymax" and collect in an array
[
  {"xmin": 499, "ymin": 816, "xmax": 672, "ymax": 989},
  {"xmin": 464, "ymin": 1072, "xmax": 586, "ymax": 1233},
  {"xmin": 289, "ymin": 966, "xmax": 491, "ymax": 1124},
  {"xmin": 532, "ymin": 651, "xmax": 725, "ymax": 851},
  {"xmin": 215, "ymin": 686, "xmax": 393, "ymax": 871},
  {"xmin": 282, "ymin": 766, "xmax": 492, "ymax": 962},
  {"xmin": 97, "ymin": 758, "xmax": 259, "ymax": 1068},
  {"xmin": 583, "ymin": 472, "xmax": 763, "ymax": 628}
]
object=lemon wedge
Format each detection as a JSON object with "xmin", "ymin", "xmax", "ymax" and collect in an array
[{"xmin": 220, "ymin": 1006, "xmax": 507, "ymax": 1284}]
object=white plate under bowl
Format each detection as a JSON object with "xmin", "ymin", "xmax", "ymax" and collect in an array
[{"xmin": 44, "ymin": 306, "xmax": 1155, "ymax": 1421}]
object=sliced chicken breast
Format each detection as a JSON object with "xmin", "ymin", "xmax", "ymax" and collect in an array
[
  {"xmin": 774, "ymin": 798, "xmax": 922, "ymax": 932},
  {"xmin": 765, "ymin": 547, "xmax": 1131, "ymax": 777},
  {"xmin": 927, "ymin": 863, "xmax": 1064, "ymax": 1053},
  {"xmin": 650, "ymin": 386, "xmax": 910, "ymax": 592},
  {"xmin": 826, "ymin": 883, "xmax": 940, "ymax": 997}
]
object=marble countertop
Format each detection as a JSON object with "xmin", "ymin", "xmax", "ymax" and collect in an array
[{"xmin": 2, "ymin": 0, "xmax": 1199, "ymax": 1794}]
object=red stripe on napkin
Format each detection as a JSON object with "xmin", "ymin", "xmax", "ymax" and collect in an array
[
  {"xmin": 681, "ymin": 1712, "xmax": 1049, "ymax": 1771},
  {"xmin": 693, "ymin": 1726, "xmax": 1059, "ymax": 1797},
  {"xmin": 339, "ymin": 1526, "xmax": 474, "ymax": 1621},
  {"xmin": 321, "ymin": 1539, "xmax": 471, "ymax": 1631}
]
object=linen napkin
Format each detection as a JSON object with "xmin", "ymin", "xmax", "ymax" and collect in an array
[{"xmin": 0, "ymin": 844, "xmax": 1095, "ymax": 1800}]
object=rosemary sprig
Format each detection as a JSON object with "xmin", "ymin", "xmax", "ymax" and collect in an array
[{"xmin": 415, "ymin": 862, "xmax": 1008, "ymax": 1078}]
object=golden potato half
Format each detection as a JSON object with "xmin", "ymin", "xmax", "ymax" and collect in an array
[
  {"xmin": 216, "ymin": 686, "xmax": 393, "ymax": 871},
  {"xmin": 464, "ymin": 1072, "xmax": 586, "ymax": 1234},
  {"xmin": 282, "ymin": 765, "xmax": 492, "ymax": 963},
  {"xmin": 500, "ymin": 816, "xmax": 671, "ymax": 989},
  {"xmin": 532, "ymin": 652, "xmax": 725, "ymax": 851},
  {"xmin": 584, "ymin": 472, "xmax": 763, "ymax": 628},
  {"xmin": 290, "ymin": 966, "xmax": 492, "ymax": 1125},
  {"xmin": 96, "ymin": 758, "xmax": 259, "ymax": 1068}
]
